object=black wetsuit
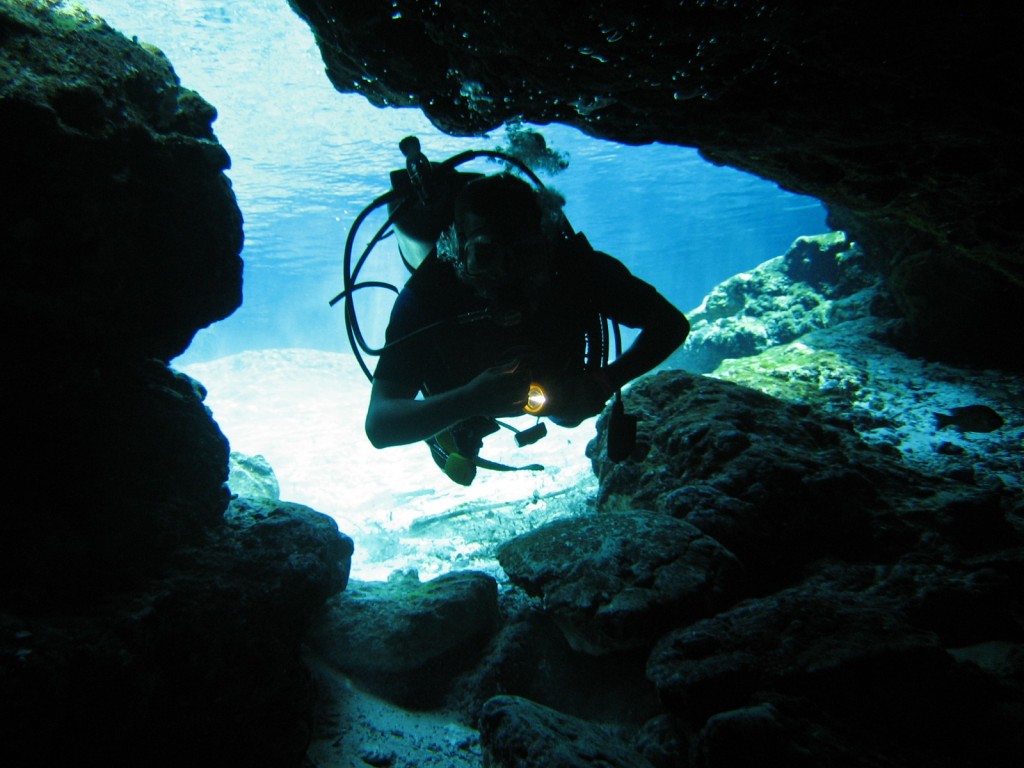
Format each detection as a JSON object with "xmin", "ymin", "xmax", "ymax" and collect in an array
[{"xmin": 372, "ymin": 234, "xmax": 659, "ymax": 456}]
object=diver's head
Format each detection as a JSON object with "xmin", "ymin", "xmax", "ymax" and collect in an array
[{"xmin": 438, "ymin": 173, "xmax": 564, "ymax": 311}]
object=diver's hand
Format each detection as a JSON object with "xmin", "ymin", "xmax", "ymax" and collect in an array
[
  {"xmin": 545, "ymin": 370, "xmax": 615, "ymax": 427},
  {"xmin": 462, "ymin": 360, "xmax": 531, "ymax": 418}
]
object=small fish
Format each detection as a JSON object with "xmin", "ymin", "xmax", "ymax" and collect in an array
[{"xmin": 933, "ymin": 405, "xmax": 1004, "ymax": 433}]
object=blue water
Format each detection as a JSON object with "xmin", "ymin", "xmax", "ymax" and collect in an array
[{"xmin": 85, "ymin": 0, "xmax": 827, "ymax": 366}]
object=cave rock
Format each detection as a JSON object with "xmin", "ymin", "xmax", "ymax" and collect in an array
[
  {"xmin": 589, "ymin": 371, "xmax": 883, "ymax": 586},
  {"xmin": 479, "ymin": 694, "xmax": 655, "ymax": 768},
  {"xmin": 445, "ymin": 588, "xmax": 661, "ymax": 726},
  {"xmin": 646, "ymin": 580, "xmax": 949, "ymax": 721},
  {"xmin": 672, "ymin": 231, "xmax": 887, "ymax": 374},
  {"xmin": 307, "ymin": 568, "xmax": 499, "ymax": 706},
  {"xmin": 229, "ymin": 451, "xmax": 282, "ymax": 499},
  {"xmin": 2, "ymin": 497, "xmax": 353, "ymax": 765},
  {"xmin": 1, "ymin": 0, "xmax": 243, "ymax": 364},
  {"xmin": 497, "ymin": 510, "xmax": 743, "ymax": 655},
  {"xmin": 289, "ymin": 0, "xmax": 1024, "ymax": 370},
  {"xmin": 646, "ymin": 566, "xmax": 1024, "ymax": 767}
]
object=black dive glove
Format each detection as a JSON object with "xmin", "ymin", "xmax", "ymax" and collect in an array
[{"xmin": 543, "ymin": 370, "xmax": 615, "ymax": 427}]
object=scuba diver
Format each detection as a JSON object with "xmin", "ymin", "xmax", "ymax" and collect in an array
[{"xmin": 352, "ymin": 140, "xmax": 689, "ymax": 485}]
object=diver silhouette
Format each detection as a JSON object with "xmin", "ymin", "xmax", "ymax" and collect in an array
[{"xmin": 362, "ymin": 170, "xmax": 689, "ymax": 485}]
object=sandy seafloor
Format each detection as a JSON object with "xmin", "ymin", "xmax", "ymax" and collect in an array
[{"xmin": 178, "ymin": 345, "xmax": 1022, "ymax": 768}]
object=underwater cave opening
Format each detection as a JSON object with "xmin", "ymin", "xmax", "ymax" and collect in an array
[{"xmin": 84, "ymin": 0, "xmax": 828, "ymax": 580}]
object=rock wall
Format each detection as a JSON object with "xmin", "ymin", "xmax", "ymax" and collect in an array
[
  {"xmin": 0, "ymin": 3, "xmax": 351, "ymax": 764},
  {"xmin": 1, "ymin": 0, "xmax": 245, "ymax": 599},
  {"xmin": 3, "ymin": 1, "xmax": 243, "ymax": 364},
  {"xmin": 467, "ymin": 355, "xmax": 1022, "ymax": 766}
]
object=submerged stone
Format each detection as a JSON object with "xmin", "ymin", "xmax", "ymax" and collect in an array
[
  {"xmin": 589, "ymin": 371, "xmax": 880, "ymax": 587},
  {"xmin": 669, "ymin": 232, "xmax": 881, "ymax": 374},
  {"xmin": 497, "ymin": 510, "xmax": 743, "ymax": 655},
  {"xmin": 479, "ymin": 695, "xmax": 655, "ymax": 768},
  {"xmin": 307, "ymin": 569, "xmax": 499, "ymax": 707},
  {"xmin": 228, "ymin": 451, "xmax": 281, "ymax": 499},
  {"xmin": 646, "ymin": 583, "xmax": 950, "ymax": 720}
]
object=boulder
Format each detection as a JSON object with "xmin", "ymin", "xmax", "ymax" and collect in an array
[
  {"xmin": 670, "ymin": 232, "xmax": 886, "ymax": 374},
  {"xmin": 479, "ymin": 695, "xmax": 655, "ymax": 768},
  {"xmin": 497, "ymin": 510, "xmax": 743, "ymax": 655},
  {"xmin": 646, "ymin": 569, "xmax": 1024, "ymax": 767},
  {"xmin": 646, "ymin": 580, "xmax": 950, "ymax": 719},
  {"xmin": 221, "ymin": 497, "xmax": 353, "ymax": 605},
  {"xmin": 692, "ymin": 701, "xmax": 899, "ymax": 768},
  {"xmin": 631, "ymin": 713, "xmax": 688, "ymax": 768},
  {"xmin": 1, "ymin": 498, "xmax": 353, "ymax": 766},
  {"xmin": 2, "ymin": 361, "xmax": 232, "ymax": 609},
  {"xmin": 229, "ymin": 451, "xmax": 282, "ymax": 499},
  {"xmin": 589, "ymin": 371, "xmax": 883, "ymax": 587},
  {"xmin": 307, "ymin": 569, "xmax": 499, "ymax": 707},
  {"xmin": 445, "ymin": 589, "xmax": 660, "ymax": 727},
  {"xmin": 1, "ymin": 0, "xmax": 242, "ymax": 365}
]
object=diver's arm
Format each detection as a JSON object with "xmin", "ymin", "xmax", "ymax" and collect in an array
[
  {"xmin": 545, "ymin": 295, "xmax": 688, "ymax": 428},
  {"xmin": 365, "ymin": 379, "xmax": 467, "ymax": 449},
  {"xmin": 602, "ymin": 293, "xmax": 689, "ymax": 393},
  {"xmin": 365, "ymin": 363, "xmax": 530, "ymax": 449}
]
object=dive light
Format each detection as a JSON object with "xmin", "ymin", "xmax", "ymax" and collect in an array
[
  {"xmin": 514, "ymin": 383, "xmax": 548, "ymax": 447},
  {"xmin": 524, "ymin": 383, "xmax": 547, "ymax": 415}
]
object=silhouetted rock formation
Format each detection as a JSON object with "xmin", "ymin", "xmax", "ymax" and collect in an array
[
  {"xmin": 480, "ymin": 695, "xmax": 657, "ymax": 768},
  {"xmin": 481, "ymin": 363, "xmax": 1023, "ymax": 766}
]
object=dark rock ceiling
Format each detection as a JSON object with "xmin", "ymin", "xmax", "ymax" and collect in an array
[{"xmin": 289, "ymin": 0, "xmax": 1024, "ymax": 370}]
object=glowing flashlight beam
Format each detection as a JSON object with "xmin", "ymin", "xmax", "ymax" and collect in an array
[{"xmin": 524, "ymin": 383, "xmax": 546, "ymax": 415}]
